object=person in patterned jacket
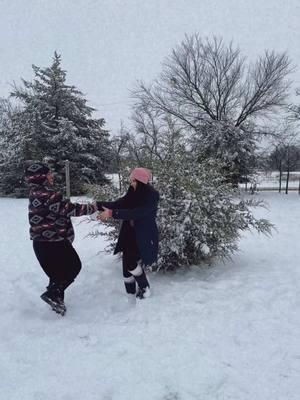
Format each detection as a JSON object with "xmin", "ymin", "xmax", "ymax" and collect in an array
[{"xmin": 25, "ymin": 162, "xmax": 97, "ymax": 316}]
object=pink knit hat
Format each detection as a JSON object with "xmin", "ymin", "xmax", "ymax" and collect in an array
[{"xmin": 130, "ymin": 167, "xmax": 152, "ymax": 184}]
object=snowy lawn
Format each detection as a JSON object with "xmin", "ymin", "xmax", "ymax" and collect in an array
[{"xmin": 0, "ymin": 193, "xmax": 299, "ymax": 400}]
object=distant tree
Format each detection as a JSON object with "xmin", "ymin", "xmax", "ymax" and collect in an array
[
  {"xmin": 284, "ymin": 144, "xmax": 300, "ymax": 193},
  {"xmin": 108, "ymin": 123, "xmax": 132, "ymax": 192},
  {"xmin": 268, "ymin": 123, "xmax": 300, "ymax": 193},
  {"xmin": 9, "ymin": 52, "xmax": 110, "ymax": 195},
  {"xmin": 268, "ymin": 145, "xmax": 286, "ymax": 192}
]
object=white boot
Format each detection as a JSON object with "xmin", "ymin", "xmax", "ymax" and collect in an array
[{"xmin": 136, "ymin": 286, "xmax": 151, "ymax": 299}]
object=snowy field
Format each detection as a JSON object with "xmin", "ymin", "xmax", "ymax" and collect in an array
[{"xmin": 1, "ymin": 193, "xmax": 300, "ymax": 400}]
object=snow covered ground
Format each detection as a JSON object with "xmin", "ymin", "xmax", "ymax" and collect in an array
[{"xmin": 1, "ymin": 193, "xmax": 300, "ymax": 400}]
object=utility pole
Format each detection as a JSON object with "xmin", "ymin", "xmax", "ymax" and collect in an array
[{"xmin": 65, "ymin": 160, "xmax": 71, "ymax": 199}]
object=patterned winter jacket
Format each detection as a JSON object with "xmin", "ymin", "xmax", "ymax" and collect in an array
[{"xmin": 28, "ymin": 183, "xmax": 96, "ymax": 242}]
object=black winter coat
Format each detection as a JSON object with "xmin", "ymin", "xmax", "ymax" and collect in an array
[{"xmin": 98, "ymin": 184, "xmax": 159, "ymax": 265}]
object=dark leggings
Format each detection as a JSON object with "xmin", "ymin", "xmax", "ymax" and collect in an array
[{"xmin": 33, "ymin": 240, "xmax": 82, "ymax": 290}]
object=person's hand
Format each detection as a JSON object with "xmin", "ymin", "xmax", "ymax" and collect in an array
[
  {"xmin": 96, "ymin": 212, "xmax": 107, "ymax": 222},
  {"xmin": 97, "ymin": 207, "xmax": 112, "ymax": 222}
]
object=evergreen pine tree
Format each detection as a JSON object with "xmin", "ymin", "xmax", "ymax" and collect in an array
[
  {"xmin": 10, "ymin": 52, "xmax": 110, "ymax": 194},
  {"xmin": 154, "ymin": 152, "xmax": 272, "ymax": 270}
]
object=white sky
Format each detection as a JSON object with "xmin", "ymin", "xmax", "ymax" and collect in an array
[{"xmin": 1, "ymin": 0, "xmax": 300, "ymax": 133}]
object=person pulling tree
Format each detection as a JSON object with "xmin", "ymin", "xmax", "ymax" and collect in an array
[
  {"xmin": 25, "ymin": 162, "xmax": 97, "ymax": 316},
  {"xmin": 97, "ymin": 168, "xmax": 159, "ymax": 299}
]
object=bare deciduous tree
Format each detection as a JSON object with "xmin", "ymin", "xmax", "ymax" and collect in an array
[
  {"xmin": 131, "ymin": 106, "xmax": 185, "ymax": 168},
  {"xmin": 133, "ymin": 35, "xmax": 292, "ymax": 130},
  {"xmin": 131, "ymin": 35, "xmax": 293, "ymax": 184},
  {"xmin": 109, "ymin": 122, "xmax": 131, "ymax": 193}
]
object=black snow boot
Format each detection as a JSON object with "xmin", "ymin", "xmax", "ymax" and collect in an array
[
  {"xmin": 124, "ymin": 281, "xmax": 136, "ymax": 295},
  {"xmin": 41, "ymin": 282, "xmax": 66, "ymax": 316}
]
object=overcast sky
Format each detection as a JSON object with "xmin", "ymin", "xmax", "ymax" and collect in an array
[{"xmin": 1, "ymin": 0, "xmax": 300, "ymax": 133}]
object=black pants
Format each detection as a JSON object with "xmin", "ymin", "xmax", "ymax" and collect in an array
[
  {"xmin": 33, "ymin": 240, "xmax": 82, "ymax": 290},
  {"xmin": 122, "ymin": 227, "xmax": 149, "ymax": 294}
]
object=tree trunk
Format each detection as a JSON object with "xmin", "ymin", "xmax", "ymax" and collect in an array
[
  {"xmin": 279, "ymin": 161, "xmax": 282, "ymax": 193},
  {"xmin": 285, "ymin": 168, "xmax": 289, "ymax": 194},
  {"xmin": 285, "ymin": 154, "xmax": 290, "ymax": 194}
]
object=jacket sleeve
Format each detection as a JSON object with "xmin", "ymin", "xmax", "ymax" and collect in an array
[
  {"xmin": 47, "ymin": 191, "xmax": 97, "ymax": 217},
  {"xmin": 112, "ymin": 192, "xmax": 159, "ymax": 221},
  {"xmin": 96, "ymin": 192, "xmax": 129, "ymax": 211}
]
